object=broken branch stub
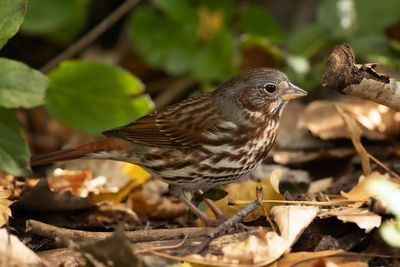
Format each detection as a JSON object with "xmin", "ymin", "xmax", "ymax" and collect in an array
[{"xmin": 323, "ymin": 43, "xmax": 400, "ymax": 111}]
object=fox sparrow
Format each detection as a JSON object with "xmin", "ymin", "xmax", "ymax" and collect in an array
[{"xmin": 31, "ymin": 68, "xmax": 306, "ymax": 225}]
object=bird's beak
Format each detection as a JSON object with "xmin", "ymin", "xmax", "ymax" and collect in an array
[{"xmin": 282, "ymin": 83, "xmax": 307, "ymax": 101}]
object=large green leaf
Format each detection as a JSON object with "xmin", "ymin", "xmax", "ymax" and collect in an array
[
  {"xmin": 128, "ymin": 6, "xmax": 197, "ymax": 75},
  {"xmin": 238, "ymin": 5, "xmax": 284, "ymax": 42},
  {"xmin": 0, "ymin": 0, "xmax": 27, "ymax": 49},
  {"xmin": 0, "ymin": 58, "xmax": 49, "ymax": 108},
  {"xmin": 21, "ymin": 0, "xmax": 88, "ymax": 44},
  {"xmin": 192, "ymin": 30, "xmax": 239, "ymax": 82},
  {"xmin": 0, "ymin": 107, "xmax": 30, "ymax": 176},
  {"xmin": 46, "ymin": 60, "xmax": 154, "ymax": 134}
]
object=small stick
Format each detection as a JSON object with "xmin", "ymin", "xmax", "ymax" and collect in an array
[
  {"xmin": 193, "ymin": 188, "xmax": 263, "ymax": 254},
  {"xmin": 323, "ymin": 43, "xmax": 400, "ymax": 111},
  {"xmin": 26, "ymin": 220, "xmax": 213, "ymax": 244},
  {"xmin": 40, "ymin": 0, "xmax": 141, "ymax": 73}
]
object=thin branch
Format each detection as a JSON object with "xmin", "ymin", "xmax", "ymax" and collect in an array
[
  {"xmin": 323, "ymin": 43, "xmax": 400, "ymax": 111},
  {"xmin": 26, "ymin": 220, "xmax": 213, "ymax": 243},
  {"xmin": 40, "ymin": 0, "xmax": 141, "ymax": 73}
]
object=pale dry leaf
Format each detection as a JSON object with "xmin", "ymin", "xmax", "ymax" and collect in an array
[
  {"xmin": 341, "ymin": 172, "xmax": 389, "ymax": 206},
  {"xmin": 319, "ymin": 207, "xmax": 381, "ymax": 233},
  {"xmin": 0, "ymin": 229, "xmax": 43, "ymax": 266},
  {"xmin": 271, "ymin": 205, "xmax": 319, "ymax": 252},
  {"xmin": 308, "ymin": 178, "xmax": 333, "ymax": 193},
  {"xmin": 0, "ymin": 190, "xmax": 13, "ymax": 227},
  {"xmin": 221, "ymin": 231, "xmax": 287, "ymax": 265},
  {"xmin": 335, "ymin": 105, "xmax": 370, "ymax": 175},
  {"xmin": 277, "ymin": 250, "xmax": 344, "ymax": 267},
  {"xmin": 304, "ymin": 99, "xmax": 400, "ymax": 140}
]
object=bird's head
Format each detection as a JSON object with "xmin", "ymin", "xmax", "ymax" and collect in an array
[{"xmin": 217, "ymin": 68, "xmax": 307, "ymax": 121}]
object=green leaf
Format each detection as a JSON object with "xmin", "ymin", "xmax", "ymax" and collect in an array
[
  {"xmin": 0, "ymin": 58, "xmax": 49, "ymax": 108},
  {"xmin": 21, "ymin": 0, "xmax": 88, "ymax": 43},
  {"xmin": 152, "ymin": 0, "xmax": 197, "ymax": 30},
  {"xmin": 0, "ymin": 107, "xmax": 30, "ymax": 176},
  {"xmin": 202, "ymin": 188, "xmax": 228, "ymax": 201},
  {"xmin": 46, "ymin": 60, "xmax": 154, "ymax": 134},
  {"xmin": 192, "ymin": 30, "xmax": 239, "ymax": 82},
  {"xmin": 0, "ymin": 0, "xmax": 27, "ymax": 49},
  {"xmin": 239, "ymin": 4, "xmax": 284, "ymax": 41},
  {"xmin": 128, "ymin": 6, "xmax": 196, "ymax": 75}
]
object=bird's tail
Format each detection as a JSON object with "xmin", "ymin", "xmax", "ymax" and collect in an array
[{"xmin": 30, "ymin": 137, "xmax": 126, "ymax": 166}]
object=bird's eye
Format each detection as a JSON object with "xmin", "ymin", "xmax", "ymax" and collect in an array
[{"xmin": 264, "ymin": 83, "xmax": 276, "ymax": 94}]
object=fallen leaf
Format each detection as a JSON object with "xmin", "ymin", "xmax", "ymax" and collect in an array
[
  {"xmin": 91, "ymin": 163, "xmax": 151, "ymax": 203},
  {"xmin": 304, "ymin": 99, "xmax": 400, "ymax": 140},
  {"xmin": 12, "ymin": 179, "xmax": 95, "ymax": 212},
  {"xmin": 203, "ymin": 168, "xmax": 285, "ymax": 222},
  {"xmin": 0, "ymin": 190, "xmax": 13, "ymax": 227},
  {"xmin": 319, "ymin": 207, "xmax": 381, "ymax": 233},
  {"xmin": 0, "ymin": 228, "xmax": 43, "ymax": 266},
  {"xmin": 128, "ymin": 179, "xmax": 186, "ymax": 220},
  {"xmin": 277, "ymin": 250, "xmax": 344, "ymax": 267},
  {"xmin": 308, "ymin": 178, "xmax": 333, "ymax": 194},
  {"xmin": 48, "ymin": 168, "xmax": 93, "ymax": 196},
  {"xmin": 341, "ymin": 172, "xmax": 389, "ymax": 205},
  {"xmin": 336, "ymin": 105, "xmax": 370, "ymax": 175},
  {"xmin": 271, "ymin": 205, "xmax": 319, "ymax": 251},
  {"xmin": 221, "ymin": 230, "xmax": 287, "ymax": 265}
]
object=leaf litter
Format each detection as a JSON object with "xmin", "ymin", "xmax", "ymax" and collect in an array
[{"xmin": 4, "ymin": 92, "xmax": 400, "ymax": 266}]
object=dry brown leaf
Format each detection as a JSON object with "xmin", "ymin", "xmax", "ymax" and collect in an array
[
  {"xmin": 335, "ymin": 105, "xmax": 370, "ymax": 175},
  {"xmin": 271, "ymin": 205, "xmax": 319, "ymax": 252},
  {"xmin": 48, "ymin": 168, "xmax": 93, "ymax": 196},
  {"xmin": 128, "ymin": 180, "xmax": 186, "ymax": 220},
  {"xmin": 277, "ymin": 250, "xmax": 344, "ymax": 267},
  {"xmin": 319, "ymin": 207, "xmax": 381, "ymax": 233},
  {"xmin": 203, "ymin": 169, "xmax": 284, "ymax": 222},
  {"xmin": 0, "ymin": 190, "xmax": 13, "ymax": 227},
  {"xmin": 304, "ymin": 99, "xmax": 400, "ymax": 140}
]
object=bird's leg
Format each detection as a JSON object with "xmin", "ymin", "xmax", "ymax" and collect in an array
[
  {"xmin": 196, "ymin": 190, "xmax": 226, "ymax": 222},
  {"xmin": 169, "ymin": 185, "xmax": 219, "ymax": 227}
]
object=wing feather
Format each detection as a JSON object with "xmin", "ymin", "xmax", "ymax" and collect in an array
[{"xmin": 103, "ymin": 95, "xmax": 222, "ymax": 147}]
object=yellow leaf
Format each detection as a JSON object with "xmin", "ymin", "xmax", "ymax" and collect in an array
[
  {"xmin": 90, "ymin": 163, "xmax": 151, "ymax": 203},
  {"xmin": 203, "ymin": 169, "xmax": 284, "ymax": 222},
  {"xmin": 0, "ymin": 190, "xmax": 13, "ymax": 227},
  {"xmin": 197, "ymin": 6, "xmax": 224, "ymax": 41}
]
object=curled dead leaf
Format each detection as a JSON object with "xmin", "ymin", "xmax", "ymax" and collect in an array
[
  {"xmin": 128, "ymin": 180, "xmax": 186, "ymax": 220},
  {"xmin": 0, "ymin": 190, "xmax": 13, "ymax": 227},
  {"xmin": 304, "ymin": 99, "xmax": 400, "ymax": 140}
]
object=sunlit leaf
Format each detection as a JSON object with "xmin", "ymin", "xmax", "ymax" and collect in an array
[
  {"xmin": 0, "ymin": 0, "xmax": 27, "ymax": 49},
  {"xmin": 46, "ymin": 60, "xmax": 154, "ymax": 134},
  {"xmin": 0, "ymin": 57, "xmax": 49, "ymax": 108},
  {"xmin": 0, "ymin": 107, "xmax": 30, "ymax": 176}
]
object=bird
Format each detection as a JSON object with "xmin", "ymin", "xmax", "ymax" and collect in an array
[{"xmin": 31, "ymin": 68, "xmax": 306, "ymax": 225}]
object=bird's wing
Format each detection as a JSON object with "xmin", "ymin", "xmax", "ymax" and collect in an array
[{"xmin": 103, "ymin": 95, "xmax": 223, "ymax": 147}]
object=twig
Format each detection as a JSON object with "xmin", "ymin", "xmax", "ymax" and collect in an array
[
  {"xmin": 154, "ymin": 76, "xmax": 196, "ymax": 108},
  {"xmin": 193, "ymin": 188, "xmax": 263, "ymax": 254},
  {"xmin": 26, "ymin": 220, "xmax": 213, "ymax": 244},
  {"xmin": 323, "ymin": 43, "xmax": 400, "ymax": 111},
  {"xmin": 40, "ymin": 0, "xmax": 141, "ymax": 73},
  {"xmin": 228, "ymin": 199, "xmax": 356, "ymax": 206}
]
